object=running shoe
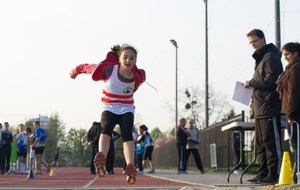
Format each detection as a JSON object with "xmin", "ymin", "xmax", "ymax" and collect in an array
[
  {"xmin": 93, "ymin": 152, "xmax": 106, "ymax": 177},
  {"xmin": 125, "ymin": 163, "xmax": 137, "ymax": 184}
]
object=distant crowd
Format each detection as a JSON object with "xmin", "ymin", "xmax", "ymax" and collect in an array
[{"xmin": 0, "ymin": 121, "xmax": 59, "ymax": 175}]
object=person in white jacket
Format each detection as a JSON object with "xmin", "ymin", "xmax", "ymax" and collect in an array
[{"xmin": 185, "ymin": 119, "xmax": 205, "ymax": 174}]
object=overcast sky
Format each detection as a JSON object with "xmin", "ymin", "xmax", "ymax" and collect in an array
[{"xmin": 1, "ymin": 0, "xmax": 299, "ymax": 132}]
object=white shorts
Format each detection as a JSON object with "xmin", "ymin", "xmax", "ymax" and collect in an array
[{"xmin": 30, "ymin": 150, "xmax": 35, "ymax": 159}]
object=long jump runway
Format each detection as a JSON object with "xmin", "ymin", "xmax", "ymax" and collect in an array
[{"xmin": 0, "ymin": 167, "xmax": 204, "ymax": 189}]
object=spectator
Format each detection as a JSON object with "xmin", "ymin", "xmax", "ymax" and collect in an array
[
  {"xmin": 0, "ymin": 127, "xmax": 5, "ymax": 174},
  {"xmin": 244, "ymin": 29, "xmax": 283, "ymax": 185},
  {"xmin": 176, "ymin": 118, "xmax": 189, "ymax": 174},
  {"xmin": 232, "ymin": 131, "xmax": 241, "ymax": 175},
  {"xmin": 16, "ymin": 125, "xmax": 32, "ymax": 174},
  {"xmin": 136, "ymin": 127, "xmax": 145, "ymax": 174},
  {"xmin": 87, "ymin": 121, "xmax": 101, "ymax": 175},
  {"xmin": 185, "ymin": 118, "xmax": 205, "ymax": 174},
  {"xmin": 32, "ymin": 120, "xmax": 50, "ymax": 174},
  {"xmin": 140, "ymin": 125, "xmax": 155, "ymax": 174},
  {"xmin": 276, "ymin": 42, "xmax": 300, "ymax": 183},
  {"xmin": 2, "ymin": 122, "xmax": 13, "ymax": 174},
  {"xmin": 50, "ymin": 147, "xmax": 60, "ymax": 168},
  {"xmin": 106, "ymin": 131, "xmax": 120, "ymax": 175},
  {"xmin": 29, "ymin": 134, "xmax": 36, "ymax": 172}
]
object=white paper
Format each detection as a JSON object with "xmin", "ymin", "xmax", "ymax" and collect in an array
[{"xmin": 232, "ymin": 81, "xmax": 254, "ymax": 106}]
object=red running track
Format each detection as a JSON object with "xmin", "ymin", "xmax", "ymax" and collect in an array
[{"xmin": 0, "ymin": 167, "xmax": 201, "ymax": 189}]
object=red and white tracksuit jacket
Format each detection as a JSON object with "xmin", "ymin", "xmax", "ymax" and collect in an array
[{"xmin": 71, "ymin": 51, "xmax": 146, "ymax": 114}]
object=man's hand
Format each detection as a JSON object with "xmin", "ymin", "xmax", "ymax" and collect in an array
[
  {"xmin": 288, "ymin": 119, "xmax": 295, "ymax": 126},
  {"xmin": 249, "ymin": 108, "xmax": 254, "ymax": 119},
  {"xmin": 243, "ymin": 81, "xmax": 251, "ymax": 88}
]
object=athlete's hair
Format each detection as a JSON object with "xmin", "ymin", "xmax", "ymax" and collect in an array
[{"xmin": 111, "ymin": 44, "xmax": 138, "ymax": 57}]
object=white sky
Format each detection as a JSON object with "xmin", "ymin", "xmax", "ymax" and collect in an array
[{"xmin": 1, "ymin": 0, "xmax": 299, "ymax": 132}]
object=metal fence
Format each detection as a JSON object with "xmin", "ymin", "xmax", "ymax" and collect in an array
[
  {"xmin": 152, "ymin": 112, "xmax": 247, "ymax": 171},
  {"xmin": 153, "ymin": 112, "xmax": 289, "ymax": 171},
  {"xmin": 152, "ymin": 112, "xmax": 290, "ymax": 172}
]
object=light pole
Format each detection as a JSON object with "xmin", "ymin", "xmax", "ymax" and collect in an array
[
  {"xmin": 275, "ymin": 0, "xmax": 281, "ymax": 49},
  {"xmin": 204, "ymin": 0, "xmax": 209, "ymax": 128},
  {"xmin": 170, "ymin": 39, "xmax": 178, "ymax": 138}
]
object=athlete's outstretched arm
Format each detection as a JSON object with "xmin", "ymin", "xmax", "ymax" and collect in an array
[{"xmin": 70, "ymin": 63, "xmax": 96, "ymax": 79}]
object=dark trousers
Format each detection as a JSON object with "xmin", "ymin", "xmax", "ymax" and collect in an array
[
  {"xmin": 3, "ymin": 146, "xmax": 11, "ymax": 172},
  {"xmin": 137, "ymin": 154, "xmax": 143, "ymax": 172},
  {"xmin": 90, "ymin": 145, "xmax": 98, "ymax": 174},
  {"xmin": 106, "ymin": 146, "xmax": 115, "ymax": 173},
  {"xmin": 177, "ymin": 145, "xmax": 187, "ymax": 171},
  {"xmin": 0, "ymin": 147, "xmax": 5, "ymax": 174},
  {"xmin": 287, "ymin": 115, "xmax": 300, "ymax": 183},
  {"xmin": 255, "ymin": 116, "xmax": 281, "ymax": 179},
  {"xmin": 233, "ymin": 149, "xmax": 241, "ymax": 170},
  {"xmin": 185, "ymin": 148, "xmax": 204, "ymax": 171}
]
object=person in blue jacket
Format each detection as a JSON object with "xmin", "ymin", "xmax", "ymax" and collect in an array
[
  {"xmin": 2, "ymin": 122, "xmax": 13, "ymax": 174},
  {"xmin": 0, "ymin": 124, "xmax": 5, "ymax": 174}
]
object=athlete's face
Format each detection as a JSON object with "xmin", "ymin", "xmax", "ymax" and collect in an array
[{"xmin": 119, "ymin": 49, "xmax": 136, "ymax": 70}]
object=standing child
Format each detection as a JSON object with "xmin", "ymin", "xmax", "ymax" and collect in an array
[
  {"xmin": 31, "ymin": 121, "xmax": 50, "ymax": 174},
  {"xmin": 136, "ymin": 126, "xmax": 145, "ymax": 174},
  {"xmin": 140, "ymin": 125, "xmax": 155, "ymax": 173},
  {"xmin": 70, "ymin": 44, "xmax": 146, "ymax": 184},
  {"xmin": 16, "ymin": 125, "xmax": 32, "ymax": 174},
  {"xmin": 29, "ymin": 134, "xmax": 36, "ymax": 172}
]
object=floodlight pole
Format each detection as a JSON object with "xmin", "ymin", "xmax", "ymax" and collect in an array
[
  {"xmin": 170, "ymin": 39, "xmax": 178, "ymax": 138},
  {"xmin": 204, "ymin": 0, "xmax": 209, "ymax": 128}
]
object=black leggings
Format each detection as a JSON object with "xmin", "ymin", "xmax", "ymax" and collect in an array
[
  {"xmin": 143, "ymin": 146, "xmax": 154, "ymax": 161},
  {"xmin": 101, "ymin": 111, "xmax": 134, "ymax": 142}
]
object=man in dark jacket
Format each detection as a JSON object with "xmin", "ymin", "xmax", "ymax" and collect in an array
[
  {"xmin": 87, "ymin": 121, "xmax": 101, "ymax": 174},
  {"xmin": 2, "ymin": 122, "xmax": 13, "ymax": 174},
  {"xmin": 176, "ymin": 118, "xmax": 190, "ymax": 174},
  {"xmin": 244, "ymin": 29, "xmax": 283, "ymax": 185},
  {"xmin": 0, "ymin": 125, "xmax": 5, "ymax": 174}
]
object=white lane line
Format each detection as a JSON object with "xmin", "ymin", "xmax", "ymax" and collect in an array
[{"xmin": 82, "ymin": 175, "xmax": 98, "ymax": 188}]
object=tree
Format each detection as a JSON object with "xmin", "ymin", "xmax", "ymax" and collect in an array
[
  {"xmin": 150, "ymin": 127, "xmax": 165, "ymax": 142},
  {"xmin": 183, "ymin": 85, "xmax": 233, "ymax": 129},
  {"xmin": 44, "ymin": 114, "xmax": 66, "ymax": 163},
  {"xmin": 165, "ymin": 85, "xmax": 233, "ymax": 132},
  {"xmin": 64, "ymin": 128, "xmax": 90, "ymax": 167},
  {"xmin": 24, "ymin": 114, "xmax": 66, "ymax": 166},
  {"xmin": 226, "ymin": 109, "xmax": 236, "ymax": 120}
]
